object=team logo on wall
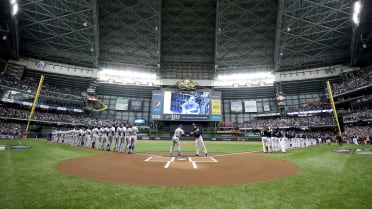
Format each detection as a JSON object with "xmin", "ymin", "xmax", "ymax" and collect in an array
[
  {"xmin": 153, "ymin": 101, "xmax": 161, "ymax": 107},
  {"xmin": 176, "ymin": 80, "xmax": 197, "ymax": 90}
]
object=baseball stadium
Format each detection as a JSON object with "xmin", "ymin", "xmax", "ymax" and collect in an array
[{"xmin": 0, "ymin": 0, "xmax": 372, "ymax": 209}]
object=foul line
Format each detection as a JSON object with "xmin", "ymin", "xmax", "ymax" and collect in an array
[
  {"xmin": 164, "ymin": 157, "xmax": 175, "ymax": 168},
  {"xmin": 210, "ymin": 157, "xmax": 218, "ymax": 162},
  {"xmin": 212, "ymin": 151, "xmax": 260, "ymax": 157},
  {"xmin": 189, "ymin": 157, "xmax": 198, "ymax": 169}
]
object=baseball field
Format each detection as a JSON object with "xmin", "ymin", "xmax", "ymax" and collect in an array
[{"xmin": 0, "ymin": 139, "xmax": 371, "ymax": 209}]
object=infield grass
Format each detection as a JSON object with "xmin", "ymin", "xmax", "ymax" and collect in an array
[{"xmin": 0, "ymin": 139, "xmax": 371, "ymax": 209}]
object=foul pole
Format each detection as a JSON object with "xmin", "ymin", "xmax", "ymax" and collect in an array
[
  {"xmin": 25, "ymin": 75, "xmax": 44, "ymax": 136},
  {"xmin": 326, "ymin": 80, "xmax": 343, "ymax": 138}
]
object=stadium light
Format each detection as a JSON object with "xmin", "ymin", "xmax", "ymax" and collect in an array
[
  {"xmin": 100, "ymin": 68, "xmax": 156, "ymax": 79},
  {"xmin": 98, "ymin": 68, "xmax": 157, "ymax": 85},
  {"xmin": 353, "ymin": 0, "xmax": 362, "ymax": 25},
  {"xmin": 215, "ymin": 72, "xmax": 274, "ymax": 87},
  {"xmin": 216, "ymin": 72, "xmax": 273, "ymax": 80},
  {"xmin": 12, "ymin": 3, "xmax": 18, "ymax": 16}
]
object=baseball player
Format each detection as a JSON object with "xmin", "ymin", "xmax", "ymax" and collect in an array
[
  {"xmin": 78, "ymin": 127, "xmax": 85, "ymax": 146},
  {"xmin": 84, "ymin": 127, "xmax": 92, "ymax": 148},
  {"xmin": 97, "ymin": 126, "xmax": 105, "ymax": 150},
  {"xmin": 279, "ymin": 129, "xmax": 287, "ymax": 153},
  {"xmin": 271, "ymin": 127, "xmax": 281, "ymax": 152},
  {"xmin": 126, "ymin": 124, "xmax": 138, "ymax": 154},
  {"xmin": 107, "ymin": 124, "xmax": 116, "ymax": 151},
  {"xmin": 261, "ymin": 128, "xmax": 272, "ymax": 153},
  {"xmin": 170, "ymin": 124, "xmax": 184, "ymax": 157},
  {"xmin": 114, "ymin": 124, "xmax": 122, "ymax": 152},
  {"xmin": 72, "ymin": 128, "xmax": 78, "ymax": 146},
  {"xmin": 124, "ymin": 124, "xmax": 130, "ymax": 153},
  {"xmin": 91, "ymin": 126, "xmax": 99, "ymax": 149},
  {"xmin": 121, "ymin": 124, "xmax": 128, "ymax": 152},
  {"xmin": 101, "ymin": 124, "xmax": 110, "ymax": 150},
  {"xmin": 190, "ymin": 123, "xmax": 208, "ymax": 156}
]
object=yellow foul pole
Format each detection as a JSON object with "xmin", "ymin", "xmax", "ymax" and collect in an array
[
  {"xmin": 326, "ymin": 80, "xmax": 342, "ymax": 138},
  {"xmin": 25, "ymin": 75, "xmax": 44, "ymax": 135}
]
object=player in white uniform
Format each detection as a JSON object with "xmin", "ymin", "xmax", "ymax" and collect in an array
[
  {"xmin": 78, "ymin": 128, "xmax": 85, "ymax": 146},
  {"xmin": 97, "ymin": 126, "xmax": 104, "ymax": 150},
  {"xmin": 85, "ymin": 127, "xmax": 92, "ymax": 148},
  {"xmin": 279, "ymin": 130, "xmax": 287, "ymax": 153},
  {"xmin": 102, "ymin": 125, "xmax": 110, "ymax": 150},
  {"xmin": 190, "ymin": 123, "xmax": 208, "ymax": 156},
  {"xmin": 113, "ymin": 124, "xmax": 121, "ymax": 152},
  {"xmin": 92, "ymin": 126, "xmax": 99, "ymax": 149},
  {"xmin": 170, "ymin": 124, "xmax": 184, "ymax": 156},
  {"xmin": 119, "ymin": 124, "xmax": 129, "ymax": 152},
  {"xmin": 127, "ymin": 124, "xmax": 139, "ymax": 154},
  {"xmin": 107, "ymin": 124, "xmax": 116, "ymax": 151},
  {"xmin": 72, "ymin": 128, "xmax": 79, "ymax": 146}
]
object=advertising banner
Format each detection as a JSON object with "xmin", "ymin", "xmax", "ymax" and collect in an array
[
  {"xmin": 150, "ymin": 90, "xmax": 162, "ymax": 120},
  {"xmin": 115, "ymin": 97, "xmax": 128, "ymax": 110},
  {"xmin": 211, "ymin": 91, "xmax": 222, "ymax": 121},
  {"xmin": 231, "ymin": 100, "xmax": 243, "ymax": 113},
  {"xmin": 130, "ymin": 99, "xmax": 143, "ymax": 111},
  {"xmin": 244, "ymin": 100, "xmax": 257, "ymax": 112}
]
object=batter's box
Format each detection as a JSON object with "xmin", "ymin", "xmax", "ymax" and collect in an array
[
  {"xmin": 190, "ymin": 157, "xmax": 218, "ymax": 163},
  {"xmin": 144, "ymin": 156, "xmax": 170, "ymax": 162}
]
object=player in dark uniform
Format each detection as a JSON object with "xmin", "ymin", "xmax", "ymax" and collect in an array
[
  {"xmin": 261, "ymin": 128, "xmax": 272, "ymax": 153},
  {"xmin": 190, "ymin": 123, "xmax": 208, "ymax": 156}
]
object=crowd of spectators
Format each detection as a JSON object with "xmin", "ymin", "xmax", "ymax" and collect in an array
[
  {"xmin": 241, "ymin": 114, "xmax": 336, "ymax": 129},
  {"xmin": 0, "ymin": 104, "xmax": 88, "ymax": 124},
  {"xmin": 343, "ymin": 108, "xmax": 372, "ymax": 122},
  {"xmin": 287, "ymin": 101, "xmax": 331, "ymax": 113},
  {"xmin": 344, "ymin": 126, "xmax": 371, "ymax": 143},
  {"xmin": 0, "ymin": 121, "xmax": 21, "ymax": 139},
  {"xmin": 0, "ymin": 104, "xmax": 127, "ymax": 127},
  {"xmin": 331, "ymin": 69, "xmax": 372, "ymax": 96},
  {"xmin": 0, "ymin": 73, "xmax": 82, "ymax": 100}
]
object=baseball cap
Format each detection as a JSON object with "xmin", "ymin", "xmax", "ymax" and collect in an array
[{"xmin": 192, "ymin": 123, "xmax": 196, "ymax": 126}]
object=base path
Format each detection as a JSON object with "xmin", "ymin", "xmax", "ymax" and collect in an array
[{"xmin": 57, "ymin": 152, "xmax": 300, "ymax": 186}]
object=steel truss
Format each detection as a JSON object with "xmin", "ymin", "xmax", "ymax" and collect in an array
[
  {"xmin": 275, "ymin": 0, "xmax": 352, "ymax": 71},
  {"xmin": 99, "ymin": 0, "xmax": 160, "ymax": 71},
  {"xmin": 161, "ymin": 0, "xmax": 216, "ymax": 80},
  {"xmin": 215, "ymin": 0, "xmax": 277, "ymax": 74},
  {"xmin": 19, "ymin": 0, "xmax": 99, "ymax": 67}
]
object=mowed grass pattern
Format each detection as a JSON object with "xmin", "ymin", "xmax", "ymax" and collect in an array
[{"xmin": 0, "ymin": 139, "xmax": 372, "ymax": 209}]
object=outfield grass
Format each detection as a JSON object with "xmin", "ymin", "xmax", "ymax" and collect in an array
[{"xmin": 0, "ymin": 139, "xmax": 371, "ymax": 209}]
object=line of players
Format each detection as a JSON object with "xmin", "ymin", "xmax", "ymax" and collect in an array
[
  {"xmin": 51, "ymin": 123, "xmax": 139, "ymax": 154},
  {"xmin": 261, "ymin": 127, "xmax": 319, "ymax": 153}
]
